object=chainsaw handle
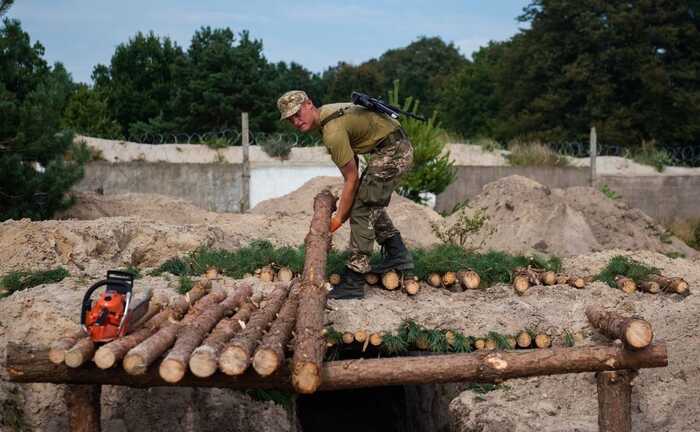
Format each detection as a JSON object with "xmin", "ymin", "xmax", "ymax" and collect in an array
[{"xmin": 80, "ymin": 279, "xmax": 130, "ymax": 327}]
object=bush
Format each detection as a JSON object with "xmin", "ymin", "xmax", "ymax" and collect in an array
[
  {"xmin": 627, "ymin": 140, "xmax": 675, "ymax": 172},
  {"xmin": 0, "ymin": 267, "xmax": 70, "ymax": 297},
  {"xmin": 506, "ymin": 141, "xmax": 569, "ymax": 166},
  {"xmin": 595, "ymin": 255, "xmax": 659, "ymax": 287}
]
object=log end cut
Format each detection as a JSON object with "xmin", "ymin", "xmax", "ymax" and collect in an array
[
  {"xmin": 93, "ymin": 347, "xmax": 116, "ymax": 370},
  {"xmin": 252, "ymin": 349, "xmax": 280, "ymax": 377},
  {"xmin": 123, "ymin": 353, "xmax": 148, "ymax": 376},
  {"xmin": 189, "ymin": 346, "xmax": 218, "ymax": 378},
  {"xmin": 219, "ymin": 346, "xmax": 251, "ymax": 376},
  {"xmin": 159, "ymin": 358, "xmax": 186, "ymax": 383},
  {"xmin": 293, "ymin": 362, "xmax": 321, "ymax": 394},
  {"xmin": 625, "ymin": 320, "xmax": 654, "ymax": 350}
]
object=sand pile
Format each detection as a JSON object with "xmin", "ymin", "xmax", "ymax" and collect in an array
[{"xmin": 441, "ymin": 175, "xmax": 696, "ymax": 258}]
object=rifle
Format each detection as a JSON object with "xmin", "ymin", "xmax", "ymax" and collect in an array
[{"xmin": 351, "ymin": 91, "xmax": 426, "ymax": 122}]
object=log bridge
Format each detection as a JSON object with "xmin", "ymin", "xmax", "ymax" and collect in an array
[{"xmin": 4, "ymin": 192, "xmax": 669, "ymax": 432}]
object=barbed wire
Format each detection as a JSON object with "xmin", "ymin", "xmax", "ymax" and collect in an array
[
  {"xmin": 549, "ymin": 141, "xmax": 700, "ymax": 166},
  {"xmin": 126, "ymin": 129, "xmax": 321, "ymax": 147}
]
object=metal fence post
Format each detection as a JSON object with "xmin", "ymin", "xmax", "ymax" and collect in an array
[
  {"xmin": 590, "ymin": 126, "xmax": 597, "ymax": 187},
  {"xmin": 241, "ymin": 113, "xmax": 250, "ymax": 213}
]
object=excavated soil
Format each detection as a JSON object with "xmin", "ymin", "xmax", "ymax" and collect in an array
[{"xmin": 2, "ymin": 174, "xmax": 699, "ymax": 432}]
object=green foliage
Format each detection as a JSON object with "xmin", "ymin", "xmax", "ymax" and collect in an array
[
  {"xmin": 177, "ymin": 275, "xmax": 193, "ymax": 294},
  {"xmin": 487, "ymin": 331, "xmax": 512, "ymax": 350},
  {"xmin": 431, "ymin": 207, "xmax": 489, "ymax": 248},
  {"xmin": 599, "ymin": 184, "xmax": 621, "ymax": 200},
  {"xmin": 1, "ymin": 267, "xmax": 69, "ymax": 297},
  {"xmin": 115, "ymin": 266, "xmax": 141, "ymax": 279},
  {"xmin": 380, "ymin": 333, "xmax": 408, "ymax": 355},
  {"xmin": 387, "ymin": 81, "xmax": 456, "ymax": 204},
  {"xmin": 411, "ymin": 244, "xmax": 560, "ymax": 286},
  {"xmin": 62, "ymin": 84, "xmax": 122, "ymax": 139},
  {"xmin": 152, "ymin": 257, "xmax": 190, "ymax": 276},
  {"xmin": 258, "ymin": 136, "xmax": 293, "ymax": 159},
  {"xmin": 324, "ymin": 327, "xmax": 344, "ymax": 346},
  {"xmin": 506, "ymin": 141, "xmax": 569, "ymax": 167},
  {"xmin": 562, "ymin": 329, "xmax": 575, "ymax": 347},
  {"xmin": 202, "ymin": 136, "xmax": 230, "ymax": 150},
  {"xmin": 626, "ymin": 140, "xmax": 675, "ymax": 172},
  {"xmin": 596, "ymin": 255, "xmax": 660, "ymax": 287}
]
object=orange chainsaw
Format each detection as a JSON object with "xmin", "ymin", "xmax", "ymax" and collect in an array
[{"xmin": 80, "ymin": 270, "xmax": 151, "ymax": 342}]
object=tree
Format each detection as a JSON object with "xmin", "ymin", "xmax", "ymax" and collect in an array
[
  {"xmin": 62, "ymin": 84, "xmax": 122, "ymax": 139},
  {"xmin": 93, "ymin": 31, "xmax": 185, "ymax": 136},
  {"xmin": 0, "ymin": 18, "xmax": 83, "ymax": 220}
]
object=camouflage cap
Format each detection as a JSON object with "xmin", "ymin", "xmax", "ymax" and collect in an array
[{"xmin": 277, "ymin": 90, "xmax": 308, "ymax": 120}]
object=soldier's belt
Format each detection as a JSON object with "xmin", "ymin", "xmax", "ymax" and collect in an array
[{"xmin": 372, "ymin": 128, "xmax": 407, "ymax": 152}]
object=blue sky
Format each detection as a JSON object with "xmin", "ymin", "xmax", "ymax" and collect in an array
[{"xmin": 7, "ymin": 0, "xmax": 530, "ymax": 84}]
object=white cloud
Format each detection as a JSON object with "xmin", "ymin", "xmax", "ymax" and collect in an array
[{"xmin": 456, "ymin": 36, "xmax": 492, "ymax": 59}]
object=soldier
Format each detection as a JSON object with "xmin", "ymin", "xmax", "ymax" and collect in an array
[{"xmin": 277, "ymin": 90, "xmax": 414, "ymax": 299}]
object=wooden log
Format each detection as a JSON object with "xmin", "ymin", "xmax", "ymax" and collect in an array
[
  {"xmin": 513, "ymin": 274, "xmax": 530, "ymax": 295},
  {"xmin": 534, "ymin": 334, "xmax": 552, "ymax": 349},
  {"xmin": 585, "ymin": 305, "xmax": 654, "ymax": 350},
  {"xmin": 458, "ymin": 270, "xmax": 480, "ymax": 290},
  {"xmin": 276, "ymin": 267, "xmax": 294, "ymax": 283},
  {"xmin": 485, "ymin": 339, "xmax": 497, "ymax": 350},
  {"xmin": 597, "ymin": 370, "xmax": 637, "ymax": 432},
  {"xmin": 442, "ymin": 271, "xmax": 457, "ymax": 287},
  {"xmin": 328, "ymin": 273, "xmax": 341, "ymax": 285},
  {"xmin": 50, "ymin": 330, "xmax": 87, "ymax": 365},
  {"xmin": 474, "ymin": 339, "xmax": 486, "ymax": 350},
  {"xmin": 159, "ymin": 283, "xmax": 253, "ymax": 383},
  {"xmin": 516, "ymin": 332, "xmax": 532, "ymax": 348},
  {"xmin": 445, "ymin": 331, "xmax": 456, "ymax": 347},
  {"xmin": 94, "ymin": 309, "xmax": 171, "ymax": 369},
  {"xmin": 354, "ymin": 330, "xmax": 368, "ymax": 344},
  {"xmin": 259, "ymin": 266, "xmax": 275, "ymax": 283},
  {"xmin": 382, "ymin": 271, "xmax": 400, "ymax": 290},
  {"xmin": 7, "ymin": 342, "xmax": 668, "ymax": 390},
  {"xmin": 568, "ymin": 276, "xmax": 585, "ymax": 289},
  {"xmin": 219, "ymin": 282, "xmax": 291, "ymax": 376},
  {"xmin": 638, "ymin": 281, "xmax": 661, "ymax": 294},
  {"xmin": 66, "ymin": 384, "xmax": 101, "ymax": 432},
  {"xmin": 123, "ymin": 289, "xmax": 224, "ymax": 375},
  {"xmin": 648, "ymin": 274, "xmax": 690, "ymax": 295},
  {"xmin": 541, "ymin": 271, "xmax": 557, "ymax": 286},
  {"xmin": 342, "ymin": 332, "xmax": 354, "ymax": 344},
  {"xmin": 403, "ymin": 277, "xmax": 420, "ymax": 295},
  {"xmin": 293, "ymin": 189, "xmax": 336, "ymax": 394},
  {"xmin": 364, "ymin": 273, "xmax": 379, "ymax": 285},
  {"xmin": 615, "ymin": 276, "xmax": 636, "ymax": 294},
  {"xmin": 556, "ymin": 274, "xmax": 569, "ymax": 285},
  {"xmin": 189, "ymin": 300, "xmax": 257, "ymax": 378},
  {"xmin": 252, "ymin": 282, "xmax": 301, "ymax": 377},
  {"xmin": 426, "ymin": 273, "xmax": 441, "ymax": 287},
  {"xmin": 369, "ymin": 332, "xmax": 383, "ymax": 346},
  {"xmin": 65, "ymin": 337, "xmax": 96, "ymax": 368}
]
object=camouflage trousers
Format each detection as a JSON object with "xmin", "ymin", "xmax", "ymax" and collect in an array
[{"xmin": 347, "ymin": 128, "xmax": 414, "ymax": 273}]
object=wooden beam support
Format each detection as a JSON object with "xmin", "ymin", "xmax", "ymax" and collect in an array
[
  {"xmin": 65, "ymin": 384, "xmax": 101, "ymax": 432},
  {"xmin": 597, "ymin": 370, "xmax": 637, "ymax": 432}
]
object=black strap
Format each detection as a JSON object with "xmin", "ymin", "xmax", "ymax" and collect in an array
[{"xmin": 320, "ymin": 108, "xmax": 345, "ymax": 129}]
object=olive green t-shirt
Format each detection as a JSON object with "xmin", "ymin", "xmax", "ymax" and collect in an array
[{"xmin": 319, "ymin": 103, "xmax": 400, "ymax": 168}]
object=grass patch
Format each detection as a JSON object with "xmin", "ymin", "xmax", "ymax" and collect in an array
[
  {"xmin": 626, "ymin": 140, "xmax": 674, "ymax": 172},
  {"xmin": 595, "ymin": 255, "xmax": 660, "ymax": 287},
  {"xmin": 599, "ymin": 184, "xmax": 621, "ymax": 200},
  {"xmin": 178, "ymin": 275, "xmax": 194, "ymax": 294},
  {"xmin": 202, "ymin": 136, "xmax": 230, "ymax": 150},
  {"xmin": 1, "ymin": 267, "xmax": 70, "ymax": 297},
  {"xmin": 115, "ymin": 265, "xmax": 141, "ymax": 279},
  {"xmin": 506, "ymin": 141, "xmax": 570, "ymax": 167}
]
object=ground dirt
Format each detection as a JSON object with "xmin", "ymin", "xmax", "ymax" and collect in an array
[{"xmin": 2, "ymin": 175, "xmax": 699, "ymax": 431}]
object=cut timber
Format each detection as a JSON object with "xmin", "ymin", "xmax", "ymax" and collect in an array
[
  {"xmin": 94, "ymin": 309, "xmax": 171, "ymax": 369},
  {"xmin": 369, "ymin": 332, "xmax": 383, "ymax": 346},
  {"xmin": 364, "ymin": 273, "xmax": 379, "ymax": 285},
  {"xmin": 403, "ymin": 277, "xmax": 420, "ymax": 295},
  {"xmin": 648, "ymin": 274, "xmax": 690, "ymax": 295},
  {"xmin": 534, "ymin": 334, "xmax": 552, "ymax": 349},
  {"xmin": 7, "ymin": 342, "xmax": 668, "ymax": 390},
  {"xmin": 415, "ymin": 335, "xmax": 430, "ymax": 351},
  {"xmin": 328, "ymin": 273, "xmax": 341, "ymax": 285},
  {"xmin": 442, "ymin": 271, "xmax": 457, "ymax": 287},
  {"xmin": 615, "ymin": 276, "xmax": 636, "ymax": 294},
  {"xmin": 382, "ymin": 271, "xmax": 400, "ymax": 290},
  {"xmin": 485, "ymin": 339, "xmax": 497, "ymax": 350},
  {"xmin": 445, "ymin": 331, "xmax": 456, "ymax": 347},
  {"xmin": 123, "ymin": 288, "xmax": 224, "ymax": 375},
  {"xmin": 542, "ymin": 271, "xmax": 557, "ymax": 286},
  {"xmin": 568, "ymin": 276, "xmax": 585, "ymax": 289},
  {"xmin": 342, "ymin": 332, "xmax": 354, "ymax": 344},
  {"xmin": 354, "ymin": 330, "xmax": 368, "ymax": 344},
  {"xmin": 513, "ymin": 274, "xmax": 530, "ymax": 295},
  {"xmin": 66, "ymin": 384, "xmax": 101, "ymax": 432},
  {"xmin": 252, "ymin": 282, "xmax": 301, "ymax": 377},
  {"xmin": 474, "ymin": 339, "xmax": 486, "ymax": 350},
  {"xmin": 458, "ymin": 270, "xmax": 480, "ymax": 290},
  {"xmin": 427, "ymin": 273, "xmax": 442, "ymax": 287},
  {"xmin": 159, "ymin": 283, "xmax": 253, "ymax": 383},
  {"xmin": 638, "ymin": 281, "xmax": 661, "ymax": 294},
  {"xmin": 516, "ymin": 332, "xmax": 532, "ymax": 348},
  {"xmin": 259, "ymin": 266, "xmax": 275, "ymax": 283},
  {"xmin": 597, "ymin": 370, "xmax": 637, "ymax": 432},
  {"xmin": 277, "ymin": 267, "xmax": 294, "ymax": 283},
  {"xmin": 189, "ymin": 300, "xmax": 256, "ymax": 378},
  {"xmin": 585, "ymin": 305, "xmax": 654, "ymax": 350},
  {"xmin": 49, "ymin": 330, "xmax": 87, "ymax": 365},
  {"xmin": 293, "ymin": 190, "xmax": 336, "ymax": 394},
  {"xmin": 64, "ymin": 337, "xmax": 95, "ymax": 368},
  {"xmin": 220, "ymin": 282, "xmax": 291, "ymax": 376},
  {"xmin": 556, "ymin": 274, "xmax": 569, "ymax": 285}
]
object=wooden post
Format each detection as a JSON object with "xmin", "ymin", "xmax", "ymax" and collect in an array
[
  {"xmin": 590, "ymin": 126, "xmax": 597, "ymax": 186},
  {"xmin": 597, "ymin": 370, "xmax": 637, "ymax": 432},
  {"xmin": 65, "ymin": 384, "xmax": 101, "ymax": 432},
  {"xmin": 241, "ymin": 112, "xmax": 251, "ymax": 213}
]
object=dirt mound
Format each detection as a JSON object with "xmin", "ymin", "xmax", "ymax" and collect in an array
[
  {"xmin": 443, "ymin": 175, "xmax": 696, "ymax": 258},
  {"xmin": 327, "ymin": 249, "xmax": 700, "ymax": 432}
]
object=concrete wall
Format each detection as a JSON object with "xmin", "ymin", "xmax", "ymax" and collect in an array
[
  {"xmin": 76, "ymin": 162, "xmax": 245, "ymax": 212},
  {"xmin": 435, "ymin": 166, "xmax": 700, "ymax": 224}
]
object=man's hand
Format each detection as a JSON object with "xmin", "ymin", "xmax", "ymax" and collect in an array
[{"xmin": 330, "ymin": 215, "xmax": 343, "ymax": 233}]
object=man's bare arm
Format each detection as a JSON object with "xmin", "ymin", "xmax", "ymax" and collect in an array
[{"xmin": 335, "ymin": 156, "xmax": 360, "ymax": 223}]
